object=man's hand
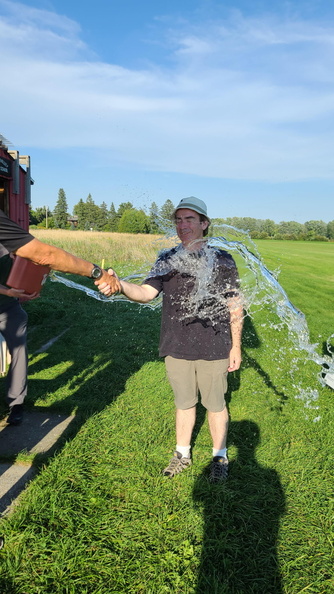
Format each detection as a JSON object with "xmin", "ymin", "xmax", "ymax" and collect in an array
[
  {"xmin": 228, "ymin": 345, "xmax": 242, "ymax": 372},
  {"xmin": 6, "ymin": 288, "xmax": 26, "ymax": 299},
  {"xmin": 95, "ymin": 268, "xmax": 121, "ymax": 296},
  {"xmin": 19, "ymin": 291, "xmax": 40, "ymax": 302},
  {"xmin": 4, "ymin": 287, "xmax": 39, "ymax": 302}
]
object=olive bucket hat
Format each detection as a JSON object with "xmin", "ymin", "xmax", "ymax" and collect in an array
[{"xmin": 172, "ymin": 196, "xmax": 211, "ymax": 224}]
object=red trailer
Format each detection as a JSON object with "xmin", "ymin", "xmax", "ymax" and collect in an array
[{"xmin": 0, "ymin": 134, "xmax": 33, "ymax": 231}]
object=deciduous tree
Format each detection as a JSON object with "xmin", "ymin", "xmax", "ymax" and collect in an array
[{"xmin": 118, "ymin": 208, "xmax": 150, "ymax": 234}]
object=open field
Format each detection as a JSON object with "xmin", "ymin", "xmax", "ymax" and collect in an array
[
  {"xmin": 30, "ymin": 229, "xmax": 175, "ymax": 277},
  {"xmin": 255, "ymin": 240, "xmax": 334, "ymax": 345},
  {"xmin": 0, "ymin": 233, "xmax": 333, "ymax": 593}
]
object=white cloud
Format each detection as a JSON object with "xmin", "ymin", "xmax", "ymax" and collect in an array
[
  {"xmin": 0, "ymin": 0, "xmax": 88, "ymax": 58},
  {"xmin": 1, "ymin": 2, "xmax": 334, "ymax": 182}
]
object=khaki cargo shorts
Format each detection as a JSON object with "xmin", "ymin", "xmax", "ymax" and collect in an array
[{"xmin": 165, "ymin": 356, "xmax": 229, "ymax": 413}]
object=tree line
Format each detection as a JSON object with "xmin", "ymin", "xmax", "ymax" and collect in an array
[
  {"xmin": 29, "ymin": 189, "xmax": 175, "ymax": 234},
  {"xmin": 29, "ymin": 188, "xmax": 334, "ymax": 240},
  {"xmin": 212, "ymin": 217, "xmax": 334, "ymax": 241}
]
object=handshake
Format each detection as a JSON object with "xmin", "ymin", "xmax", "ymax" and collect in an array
[{"xmin": 95, "ymin": 268, "xmax": 122, "ymax": 297}]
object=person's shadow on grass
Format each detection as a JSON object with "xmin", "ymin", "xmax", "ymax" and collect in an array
[
  {"xmin": 236, "ymin": 315, "xmax": 288, "ymax": 411},
  {"xmin": 192, "ymin": 419, "xmax": 286, "ymax": 594},
  {"xmin": 0, "ymin": 285, "xmax": 161, "ymax": 514}
]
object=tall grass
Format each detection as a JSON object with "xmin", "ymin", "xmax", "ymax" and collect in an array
[
  {"xmin": 32, "ymin": 229, "xmax": 174, "ymax": 275},
  {"xmin": 0, "ymin": 234, "xmax": 333, "ymax": 593}
]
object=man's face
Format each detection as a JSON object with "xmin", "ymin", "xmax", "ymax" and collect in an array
[{"xmin": 175, "ymin": 208, "xmax": 209, "ymax": 247}]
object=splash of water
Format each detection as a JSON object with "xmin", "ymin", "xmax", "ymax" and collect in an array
[
  {"xmin": 50, "ymin": 225, "xmax": 333, "ymax": 416},
  {"xmin": 205, "ymin": 226, "xmax": 333, "ymax": 417}
]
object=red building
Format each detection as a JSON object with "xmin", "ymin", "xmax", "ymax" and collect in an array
[{"xmin": 0, "ymin": 134, "xmax": 33, "ymax": 231}]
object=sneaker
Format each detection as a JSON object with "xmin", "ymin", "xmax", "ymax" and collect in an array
[
  {"xmin": 209, "ymin": 456, "xmax": 228, "ymax": 483},
  {"xmin": 7, "ymin": 404, "xmax": 24, "ymax": 426},
  {"xmin": 163, "ymin": 451, "xmax": 192, "ymax": 478}
]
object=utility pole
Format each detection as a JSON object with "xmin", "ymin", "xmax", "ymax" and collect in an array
[{"xmin": 45, "ymin": 206, "xmax": 48, "ymax": 229}]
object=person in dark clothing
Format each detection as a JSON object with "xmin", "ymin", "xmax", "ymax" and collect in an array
[
  {"xmin": 0, "ymin": 208, "xmax": 120, "ymax": 424},
  {"xmin": 0, "ymin": 254, "xmax": 38, "ymax": 424}
]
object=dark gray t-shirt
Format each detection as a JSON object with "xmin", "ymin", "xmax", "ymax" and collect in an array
[
  {"xmin": 145, "ymin": 244, "xmax": 240, "ymax": 360},
  {"xmin": 0, "ymin": 209, "xmax": 34, "ymax": 256},
  {"xmin": 0, "ymin": 210, "xmax": 34, "ymax": 309}
]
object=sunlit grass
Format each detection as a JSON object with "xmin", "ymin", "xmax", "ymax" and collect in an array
[{"xmin": 0, "ymin": 236, "xmax": 333, "ymax": 593}]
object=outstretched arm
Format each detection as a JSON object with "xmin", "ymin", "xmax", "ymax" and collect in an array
[
  {"xmin": 15, "ymin": 238, "xmax": 121, "ymax": 292},
  {"xmin": 97, "ymin": 268, "xmax": 159, "ymax": 303}
]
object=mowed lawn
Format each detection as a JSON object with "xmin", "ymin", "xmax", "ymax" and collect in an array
[
  {"xmin": 0, "ymin": 233, "xmax": 333, "ymax": 594},
  {"xmin": 255, "ymin": 240, "xmax": 334, "ymax": 344}
]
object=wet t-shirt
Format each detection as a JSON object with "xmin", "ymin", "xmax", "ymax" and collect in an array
[{"xmin": 144, "ymin": 244, "xmax": 240, "ymax": 360}]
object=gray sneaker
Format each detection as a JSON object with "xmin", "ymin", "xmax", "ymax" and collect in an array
[
  {"xmin": 163, "ymin": 451, "xmax": 192, "ymax": 478},
  {"xmin": 209, "ymin": 456, "xmax": 228, "ymax": 483}
]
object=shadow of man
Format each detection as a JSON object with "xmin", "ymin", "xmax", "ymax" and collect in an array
[
  {"xmin": 241, "ymin": 315, "xmax": 288, "ymax": 410},
  {"xmin": 193, "ymin": 419, "xmax": 285, "ymax": 594},
  {"xmin": 0, "ymin": 295, "xmax": 161, "ymax": 514}
]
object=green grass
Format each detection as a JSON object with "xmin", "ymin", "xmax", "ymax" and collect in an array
[
  {"xmin": 0, "ymin": 237, "xmax": 333, "ymax": 593},
  {"xmin": 254, "ymin": 240, "xmax": 334, "ymax": 345}
]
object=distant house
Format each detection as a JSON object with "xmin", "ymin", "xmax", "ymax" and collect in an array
[
  {"xmin": 0, "ymin": 134, "xmax": 33, "ymax": 231},
  {"xmin": 67, "ymin": 215, "xmax": 78, "ymax": 227}
]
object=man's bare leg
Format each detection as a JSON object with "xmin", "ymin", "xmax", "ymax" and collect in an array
[
  {"xmin": 207, "ymin": 407, "xmax": 229, "ymax": 450},
  {"xmin": 176, "ymin": 406, "xmax": 196, "ymax": 446},
  {"xmin": 162, "ymin": 406, "xmax": 196, "ymax": 477},
  {"xmin": 208, "ymin": 407, "xmax": 229, "ymax": 482}
]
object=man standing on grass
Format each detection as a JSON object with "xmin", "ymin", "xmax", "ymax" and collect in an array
[{"xmin": 98, "ymin": 197, "xmax": 243, "ymax": 482}]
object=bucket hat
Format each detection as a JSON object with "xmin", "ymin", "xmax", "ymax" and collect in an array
[{"xmin": 172, "ymin": 196, "xmax": 211, "ymax": 224}]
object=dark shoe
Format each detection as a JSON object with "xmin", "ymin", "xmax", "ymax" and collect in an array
[
  {"xmin": 209, "ymin": 456, "xmax": 228, "ymax": 483},
  {"xmin": 163, "ymin": 451, "xmax": 192, "ymax": 478},
  {"xmin": 7, "ymin": 404, "xmax": 24, "ymax": 425}
]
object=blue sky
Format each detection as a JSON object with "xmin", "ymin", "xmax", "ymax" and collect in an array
[{"xmin": 1, "ymin": 0, "xmax": 334, "ymax": 223}]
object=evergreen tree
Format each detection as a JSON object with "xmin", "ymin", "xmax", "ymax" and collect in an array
[
  {"xmin": 73, "ymin": 199, "xmax": 88, "ymax": 230},
  {"xmin": 149, "ymin": 201, "xmax": 161, "ymax": 234},
  {"xmin": 54, "ymin": 188, "xmax": 69, "ymax": 228},
  {"xmin": 159, "ymin": 199, "xmax": 175, "ymax": 233},
  {"xmin": 160, "ymin": 199, "xmax": 175, "ymax": 222},
  {"xmin": 109, "ymin": 202, "xmax": 118, "ymax": 231},
  {"xmin": 85, "ymin": 194, "xmax": 98, "ymax": 229},
  {"xmin": 96, "ymin": 201, "xmax": 109, "ymax": 231}
]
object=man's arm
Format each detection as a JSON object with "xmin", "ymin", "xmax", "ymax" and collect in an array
[
  {"xmin": 14, "ymin": 238, "xmax": 120, "ymax": 291},
  {"xmin": 0, "ymin": 284, "xmax": 25, "ymax": 298},
  {"xmin": 227, "ymin": 295, "xmax": 244, "ymax": 372},
  {"xmin": 119, "ymin": 280, "xmax": 159, "ymax": 303},
  {"xmin": 98, "ymin": 268, "xmax": 159, "ymax": 303}
]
